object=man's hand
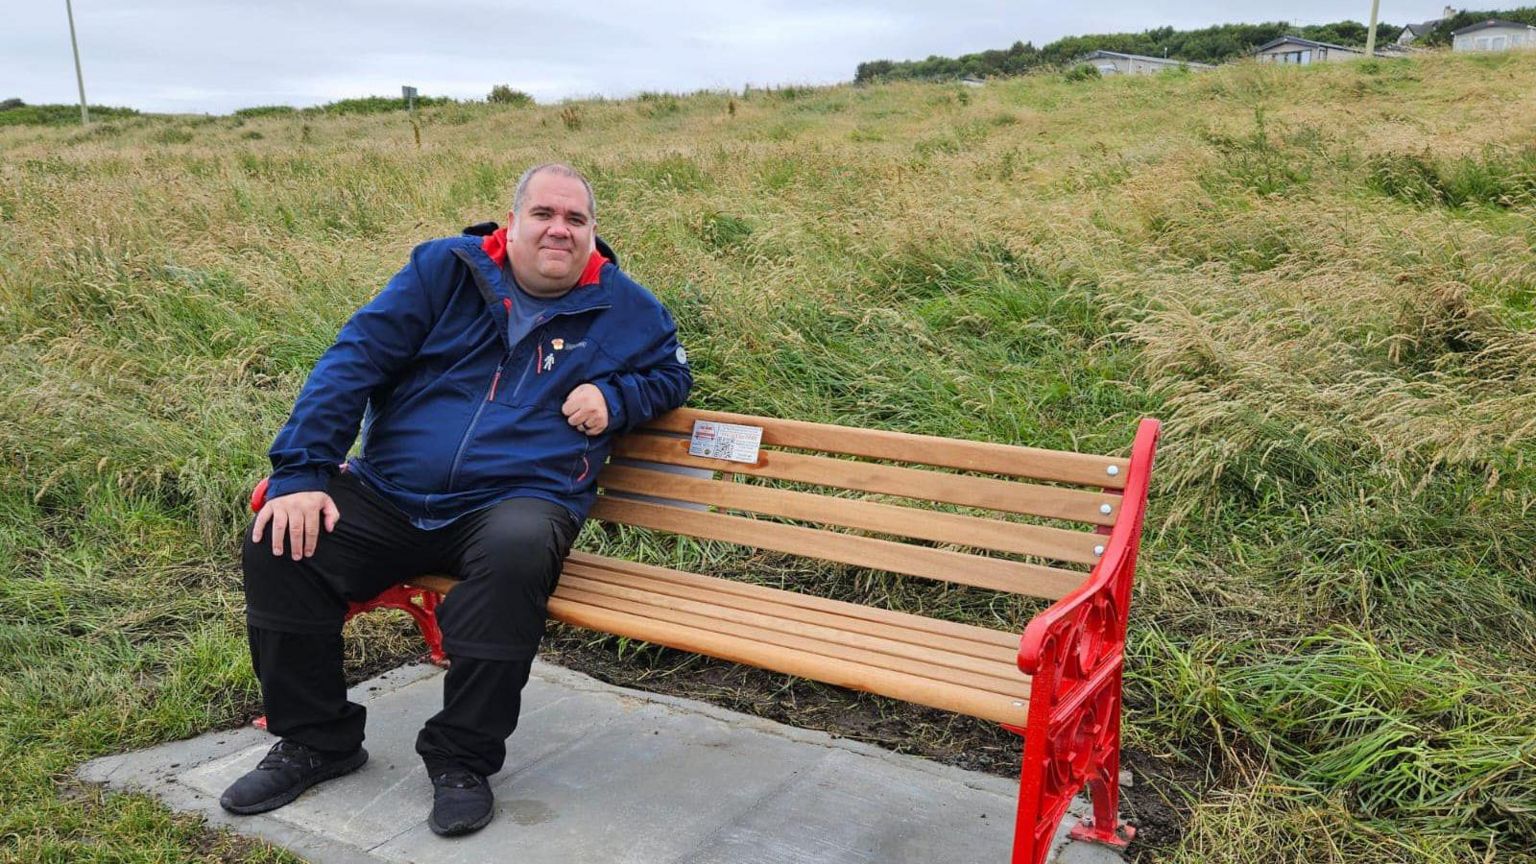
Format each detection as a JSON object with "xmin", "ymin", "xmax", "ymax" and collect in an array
[
  {"xmin": 562, "ymin": 383, "xmax": 610, "ymax": 436},
  {"xmin": 252, "ymin": 491, "xmax": 341, "ymax": 561}
]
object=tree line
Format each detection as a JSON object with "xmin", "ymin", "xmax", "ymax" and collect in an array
[
  {"xmin": 1417, "ymin": 7, "xmax": 1536, "ymax": 44},
  {"xmin": 855, "ymin": 20, "xmax": 1404, "ymax": 83},
  {"xmin": 0, "ymin": 98, "xmax": 139, "ymax": 126}
]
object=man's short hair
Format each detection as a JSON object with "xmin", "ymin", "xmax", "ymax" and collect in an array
[{"xmin": 512, "ymin": 163, "xmax": 596, "ymax": 220}]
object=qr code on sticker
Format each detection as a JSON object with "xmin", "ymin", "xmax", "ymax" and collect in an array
[{"xmin": 687, "ymin": 420, "xmax": 763, "ymax": 464}]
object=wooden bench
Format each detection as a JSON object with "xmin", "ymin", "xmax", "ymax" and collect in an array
[{"xmin": 250, "ymin": 407, "xmax": 1160, "ymax": 864}]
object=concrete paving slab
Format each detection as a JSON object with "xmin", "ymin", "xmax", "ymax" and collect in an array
[
  {"xmin": 681, "ymin": 747, "xmax": 1016, "ymax": 864},
  {"xmin": 80, "ymin": 659, "xmax": 1126, "ymax": 864},
  {"xmin": 174, "ymin": 669, "xmax": 619, "ymax": 851}
]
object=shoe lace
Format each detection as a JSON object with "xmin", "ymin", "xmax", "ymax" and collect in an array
[
  {"xmin": 257, "ymin": 739, "xmax": 316, "ymax": 770},
  {"xmin": 435, "ymin": 769, "xmax": 483, "ymax": 790}
]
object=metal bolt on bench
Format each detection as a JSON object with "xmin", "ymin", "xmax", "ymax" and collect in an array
[{"xmin": 248, "ymin": 407, "xmax": 1159, "ymax": 864}]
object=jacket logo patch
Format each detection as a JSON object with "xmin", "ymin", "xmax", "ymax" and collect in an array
[
  {"xmin": 552, "ymin": 338, "xmax": 564, "ymax": 350},
  {"xmin": 543, "ymin": 353, "xmax": 556, "ymax": 371}
]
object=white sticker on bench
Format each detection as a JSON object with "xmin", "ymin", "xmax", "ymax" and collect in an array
[{"xmin": 688, "ymin": 420, "xmax": 763, "ymax": 464}]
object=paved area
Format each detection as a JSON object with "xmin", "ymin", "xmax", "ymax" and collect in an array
[{"xmin": 80, "ymin": 660, "xmax": 1124, "ymax": 864}]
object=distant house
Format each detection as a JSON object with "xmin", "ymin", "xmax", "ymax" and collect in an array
[
  {"xmin": 1398, "ymin": 6, "xmax": 1457, "ymax": 45},
  {"xmin": 1253, "ymin": 36, "xmax": 1364, "ymax": 64},
  {"xmin": 1077, "ymin": 50, "xmax": 1213, "ymax": 75},
  {"xmin": 1397, "ymin": 22, "xmax": 1437, "ymax": 45},
  {"xmin": 1452, "ymin": 19, "xmax": 1536, "ymax": 51}
]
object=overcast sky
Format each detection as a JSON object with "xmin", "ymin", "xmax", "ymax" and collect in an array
[{"xmin": 6, "ymin": 1, "xmax": 1447, "ymax": 115}]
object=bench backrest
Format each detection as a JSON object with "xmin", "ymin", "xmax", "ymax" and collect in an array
[{"xmin": 592, "ymin": 408, "xmax": 1137, "ymax": 603}]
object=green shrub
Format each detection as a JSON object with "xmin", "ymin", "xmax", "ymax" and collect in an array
[
  {"xmin": 0, "ymin": 102, "xmax": 139, "ymax": 126},
  {"xmin": 307, "ymin": 95, "xmax": 454, "ymax": 115},
  {"xmin": 487, "ymin": 85, "xmax": 534, "ymax": 107},
  {"xmin": 232, "ymin": 105, "xmax": 296, "ymax": 118},
  {"xmin": 636, "ymin": 92, "xmax": 682, "ymax": 119},
  {"xmin": 767, "ymin": 85, "xmax": 814, "ymax": 101},
  {"xmin": 1064, "ymin": 63, "xmax": 1101, "ymax": 82}
]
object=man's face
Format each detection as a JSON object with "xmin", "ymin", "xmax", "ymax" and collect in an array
[{"xmin": 507, "ymin": 172, "xmax": 596, "ymax": 296}]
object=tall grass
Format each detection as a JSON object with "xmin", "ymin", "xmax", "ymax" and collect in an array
[{"xmin": 2, "ymin": 52, "xmax": 1534, "ymax": 862}]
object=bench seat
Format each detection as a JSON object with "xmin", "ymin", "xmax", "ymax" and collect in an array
[
  {"xmin": 409, "ymin": 551, "xmax": 1031, "ymax": 726},
  {"xmin": 566, "ymin": 551, "xmax": 1029, "ymax": 725}
]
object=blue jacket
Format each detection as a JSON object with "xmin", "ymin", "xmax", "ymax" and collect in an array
[{"xmin": 265, "ymin": 227, "xmax": 692, "ymax": 523}]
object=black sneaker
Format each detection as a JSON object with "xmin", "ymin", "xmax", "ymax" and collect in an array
[
  {"xmin": 429, "ymin": 769, "xmax": 494, "ymax": 837},
  {"xmin": 219, "ymin": 739, "xmax": 368, "ymax": 815}
]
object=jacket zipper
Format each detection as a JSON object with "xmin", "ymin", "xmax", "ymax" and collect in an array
[
  {"xmin": 443, "ymin": 273, "xmax": 611, "ymax": 492},
  {"xmin": 444, "ymin": 244, "xmax": 611, "ymax": 494},
  {"xmin": 571, "ymin": 443, "xmax": 592, "ymax": 492},
  {"xmin": 445, "ymin": 308, "xmax": 596, "ymax": 492},
  {"xmin": 448, "ymin": 359, "xmax": 502, "ymax": 491}
]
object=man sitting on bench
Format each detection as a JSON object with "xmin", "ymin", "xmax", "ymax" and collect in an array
[{"xmin": 220, "ymin": 163, "xmax": 692, "ymax": 836}]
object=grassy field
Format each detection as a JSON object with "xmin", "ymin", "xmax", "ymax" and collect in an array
[{"xmin": 2, "ymin": 52, "xmax": 1534, "ymax": 863}]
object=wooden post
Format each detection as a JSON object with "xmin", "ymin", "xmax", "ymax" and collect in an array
[
  {"xmin": 403, "ymin": 85, "xmax": 420, "ymax": 148},
  {"xmin": 1365, "ymin": 0, "xmax": 1381, "ymax": 56},
  {"xmin": 65, "ymin": 0, "xmax": 89, "ymax": 124}
]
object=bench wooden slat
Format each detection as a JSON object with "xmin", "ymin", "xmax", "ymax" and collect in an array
[
  {"xmin": 410, "ymin": 553, "xmax": 1032, "ymax": 659},
  {"xmin": 599, "ymin": 464, "xmax": 1103, "ymax": 565},
  {"xmin": 557, "ymin": 580, "xmax": 1025, "ymax": 696},
  {"xmin": 590, "ymin": 498, "xmax": 1086, "ymax": 600},
  {"xmin": 559, "ymin": 571, "xmax": 1018, "ymax": 681},
  {"xmin": 611, "ymin": 436, "xmax": 1121, "ymax": 527},
  {"xmin": 565, "ymin": 552, "xmax": 1020, "ymax": 652},
  {"xmin": 564, "ymin": 558, "xmax": 1018, "ymax": 664},
  {"xmin": 645, "ymin": 408, "xmax": 1130, "ymax": 489},
  {"xmin": 547, "ymin": 596, "xmax": 1032, "ymax": 726},
  {"xmin": 407, "ymin": 574, "xmax": 458, "ymax": 595}
]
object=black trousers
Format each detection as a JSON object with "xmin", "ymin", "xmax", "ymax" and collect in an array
[{"xmin": 242, "ymin": 471, "xmax": 580, "ymax": 777}]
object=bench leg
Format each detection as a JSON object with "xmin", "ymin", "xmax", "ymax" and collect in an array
[
  {"xmin": 348, "ymin": 585, "xmax": 450, "ymax": 667},
  {"xmin": 1007, "ymin": 721, "xmax": 1064, "ymax": 864},
  {"xmin": 1071, "ymin": 520, "xmax": 1134, "ymax": 848},
  {"xmin": 1066, "ymin": 672, "xmax": 1135, "ymax": 849},
  {"xmin": 415, "ymin": 589, "xmax": 448, "ymax": 666},
  {"xmin": 1007, "ymin": 671, "xmax": 1134, "ymax": 864}
]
